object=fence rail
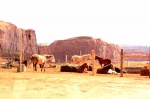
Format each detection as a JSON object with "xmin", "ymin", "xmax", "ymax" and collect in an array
[
  {"xmin": 120, "ymin": 47, "xmax": 150, "ymax": 78},
  {"xmin": 122, "ymin": 55, "xmax": 150, "ymax": 58}
]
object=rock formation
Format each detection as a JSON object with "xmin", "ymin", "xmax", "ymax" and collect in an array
[
  {"xmin": 0, "ymin": 20, "xmax": 122, "ymax": 63},
  {"xmin": 49, "ymin": 36, "xmax": 120, "ymax": 63},
  {"xmin": 0, "ymin": 20, "xmax": 38, "ymax": 59}
]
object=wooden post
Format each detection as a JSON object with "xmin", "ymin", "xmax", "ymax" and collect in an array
[
  {"xmin": 58, "ymin": 59, "xmax": 60, "ymax": 67},
  {"xmin": 92, "ymin": 50, "xmax": 95, "ymax": 76},
  {"xmin": 66, "ymin": 55, "xmax": 67, "ymax": 64},
  {"xmin": 19, "ymin": 33, "xmax": 22, "ymax": 72},
  {"xmin": 7, "ymin": 50, "xmax": 10, "ymax": 68},
  {"xmin": 149, "ymin": 47, "xmax": 150, "ymax": 78},
  {"xmin": 120, "ymin": 49, "xmax": 123, "ymax": 77}
]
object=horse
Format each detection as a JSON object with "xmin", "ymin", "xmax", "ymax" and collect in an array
[
  {"xmin": 95, "ymin": 55, "xmax": 111, "ymax": 68},
  {"xmin": 60, "ymin": 63, "xmax": 89, "ymax": 73},
  {"xmin": 60, "ymin": 65, "xmax": 77, "ymax": 72},
  {"xmin": 77, "ymin": 63, "xmax": 89, "ymax": 73},
  {"xmin": 14, "ymin": 58, "xmax": 28, "ymax": 67},
  {"xmin": 97, "ymin": 64, "xmax": 115, "ymax": 74},
  {"xmin": 71, "ymin": 54, "xmax": 91, "ymax": 65},
  {"xmin": 28, "ymin": 54, "xmax": 55, "ymax": 72}
]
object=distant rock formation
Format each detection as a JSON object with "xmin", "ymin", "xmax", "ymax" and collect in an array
[
  {"xmin": 0, "ymin": 20, "xmax": 38, "ymax": 59},
  {"xmin": 49, "ymin": 36, "xmax": 120, "ymax": 63},
  {"xmin": 118, "ymin": 45, "xmax": 149, "ymax": 61},
  {"xmin": 2, "ymin": 20, "xmax": 147, "ymax": 63}
]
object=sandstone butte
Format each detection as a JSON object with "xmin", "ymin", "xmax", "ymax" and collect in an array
[{"xmin": 0, "ymin": 20, "xmax": 121, "ymax": 62}]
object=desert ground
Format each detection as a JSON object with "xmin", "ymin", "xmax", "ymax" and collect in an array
[{"xmin": 0, "ymin": 61, "xmax": 150, "ymax": 99}]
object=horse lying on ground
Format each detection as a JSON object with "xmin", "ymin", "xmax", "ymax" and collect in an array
[
  {"xmin": 28, "ymin": 54, "xmax": 55, "ymax": 72},
  {"xmin": 140, "ymin": 66, "xmax": 149, "ymax": 76},
  {"xmin": 77, "ymin": 63, "xmax": 89, "ymax": 73},
  {"xmin": 95, "ymin": 55, "xmax": 111, "ymax": 67},
  {"xmin": 60, "ymin": 63, "xmax": 89, "ymax": 73},
  {"xmin": 114, "ymin": 67, "xmax": 127, "ymax": 73},
  {"xmin": 97, "ymin": 64, "xmax": 118, "ymax": 74},
  {"xmin": 71, "ymin": 54, "xmax": 91, "ymax": 64},
  {"xmin": 60, "ymin": 65, "xmax": 77, "ymax": 72}
]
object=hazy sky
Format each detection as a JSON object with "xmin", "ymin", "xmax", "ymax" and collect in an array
[{"xmin": 0, "ymin": 0, "xmax": 150, "ymax": 46}]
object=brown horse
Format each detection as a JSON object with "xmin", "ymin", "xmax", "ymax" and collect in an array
[
  {"xmin": 28, "ymin": 54, "xmax": 55, "ymax": 72},
  {"xmin": 97, "ymin": 64, "xmax": 115, "ymax": 74},
  {"xmin": 77, "ymin": 63, "xmax": 89, "ymax": 73},
  {"xmin": 95, "ymin": 55, "xmax": 111, "ymax": 67}
]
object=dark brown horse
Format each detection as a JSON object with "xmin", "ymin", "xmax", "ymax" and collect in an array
[
  {"xmin": 95, "ymin": 55, "xmax": 111, "ymax": 67},
  {"xmin": 97, "ymin": 64, "xmax": 115, "ymax": 74},
  {"xmin": 77, "ymin": 63, "xmax": 89, "ymax": 73},
  {"xmin": 14, "ymin": 58, "xmax": 28, "ymax": 67}
]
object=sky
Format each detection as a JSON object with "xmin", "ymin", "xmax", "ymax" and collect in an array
[{"xmin": 0, "ymin": 0, "xmax": 150, "ymax": 46}]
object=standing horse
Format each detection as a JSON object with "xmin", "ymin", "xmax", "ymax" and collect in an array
[
  {"xmin": 28, "ymin": 54, "xmax": 55, "ymax": 72},
  {"xmin": 95, "ymin": 55, "xmax": 111, "ymax": 68},
  {"xmin": 71, "ymin": 54, "xmax": 91, "ymax": 65}
]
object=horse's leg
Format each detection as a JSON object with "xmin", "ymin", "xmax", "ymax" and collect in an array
[
  {"xmin": 39, "ymin": 64, "xmax": 42, "ymax": 72},
  {"xmin": 100, "ymin": 63, "xmax": 102, "ymax": 68},
  {"xmin": 83, "ymin": 67, "xmax": 88, "ymax": 73},
  {"xmin": 34, "ymin": 62, "xmax": 37, "ymax": 71},
  {"xmin": 33, "ymin": 63, "xmax": 36, "ymax": 71},
  {"xmin": 43, "ymin": 63, "xmax": 45, "ymax": 72},
  {"xmin": 35, "ymin": 64, "xmax": 37, "ymax": 71}
]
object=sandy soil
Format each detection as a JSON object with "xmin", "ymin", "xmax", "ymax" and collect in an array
[{"xmin": 0, "ymin": 65, "xmax": 150, "ymax": 99}]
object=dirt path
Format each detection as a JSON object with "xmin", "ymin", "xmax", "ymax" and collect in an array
[{"xmin": 0, "ymin": 67, "xmax": 150, "ymax": 99}]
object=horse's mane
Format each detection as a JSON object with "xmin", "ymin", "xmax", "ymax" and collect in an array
[
  {"xmin": 95, "ymin": 55, "xmax": 103, "ymax": 59},
  {"xmin": 82, "ymin": 54, "xmax": 91, "ymax": 58},
  {"xmin": 95, "ymin": 55, "xmax": 111, "ymax": 67}
]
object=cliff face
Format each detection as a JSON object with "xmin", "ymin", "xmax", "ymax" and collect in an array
[
  {"xmin": 0, "ymin": 20, "xmax": 38, "ymax": 59},
  {"xmin": 49, "ymin": 36, "xmax": 120, "ymax": 62},
  {"xmin": 38, "ymin": 44, "xmax": 50, "ymax": 55},
  {"xmin": 0, "ymin": 20, "xmax": 120, "ymax": 62}
]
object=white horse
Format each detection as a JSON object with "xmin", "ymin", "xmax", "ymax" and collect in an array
[
  {"xmin": 28, "ymin": 54, "xmax": 55, "ymax": 72},
  {"xmin": 71, "ymin": 54, "xmax": 91, "ymax": 65}
]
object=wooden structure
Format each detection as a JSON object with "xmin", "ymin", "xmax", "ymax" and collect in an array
[
  {"xmin": 120, "ymin": 47, "xmax": 150, "ymax": 78},
  {"xmin": 92, "ymin": 50, "xmax": 95, "ymax": 76}
]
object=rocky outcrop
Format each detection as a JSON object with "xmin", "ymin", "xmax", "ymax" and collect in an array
[
  {"xmin": 49, "ymin": 36, "xmax": 120, "ymax": 63},
  {"xmin": 38, "ymin": 44, "xmax": 50, "ymax": 54},
  {"xmin": 0, "ymin": 20, "xmax": 120, "ymax": 62},
  {"xmin": 0, "ymin": 20, "xmax": 38, "ymax": 59}
]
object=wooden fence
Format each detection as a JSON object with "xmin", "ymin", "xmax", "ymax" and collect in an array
[{"xmin": 120, "ymin": 47, "xmax": 150, "ymax": 78}]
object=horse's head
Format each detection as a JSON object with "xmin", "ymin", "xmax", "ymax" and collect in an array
[
  {"xmin": 84, "ymin": 54, "xmax": 92, "ymax": 60},
  {"xmin": 45, "ymin": 55, "xmax": 55, "ymax": 63},
  {"xmin": 95, "ymin": 55, "xmax": 103, "ymax": 60},
  {"xmin": 88, "ymin": 54, "xmax": 92, "ymax": 59}
]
